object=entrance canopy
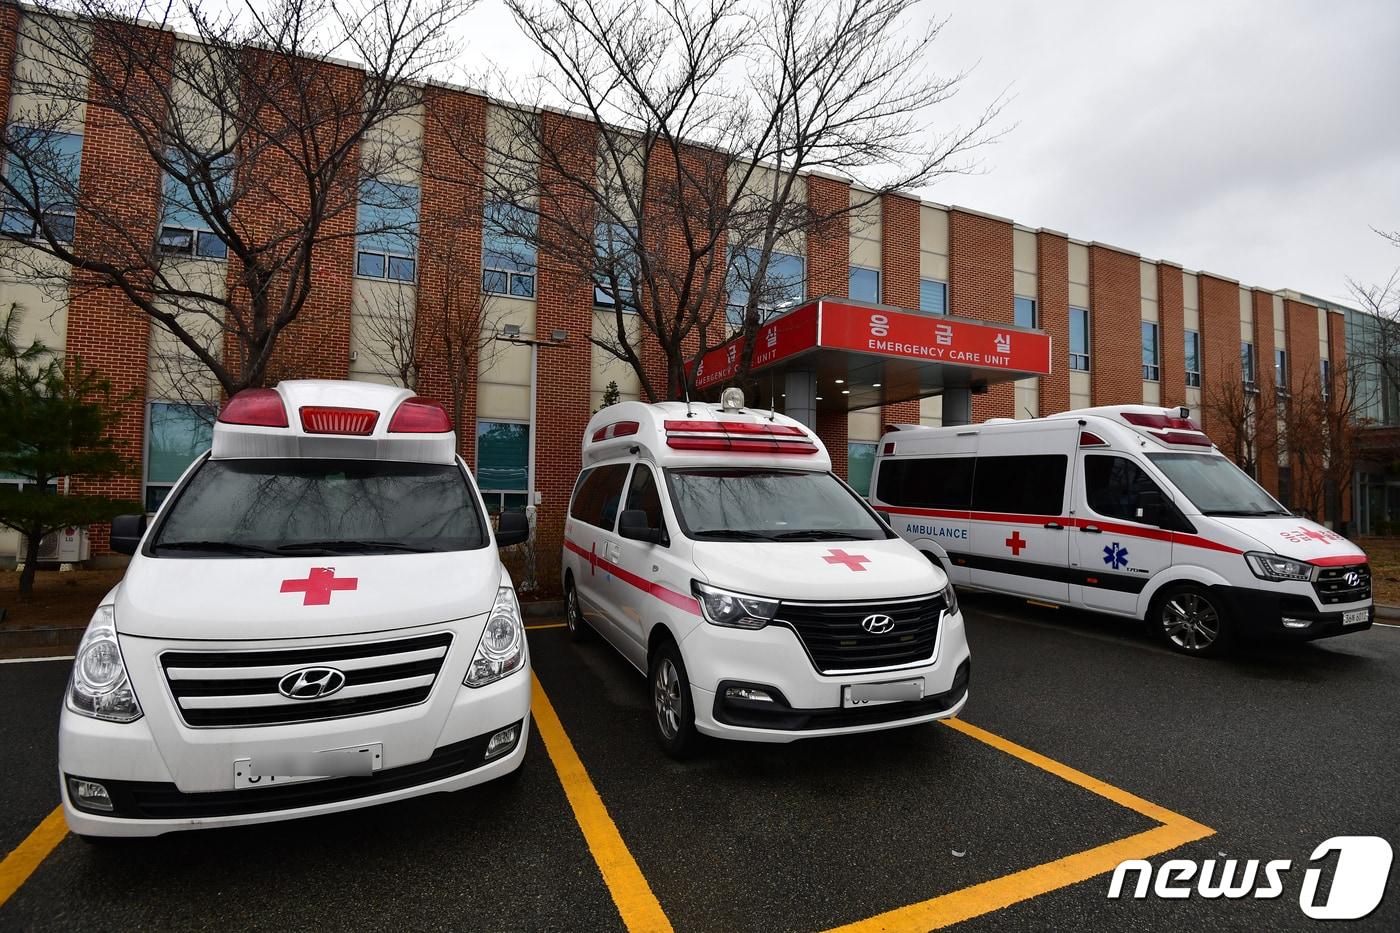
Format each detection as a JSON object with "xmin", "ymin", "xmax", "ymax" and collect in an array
[{"xmin": 689, "ymin": 299, "xmax": 1053, "ymax": 413}]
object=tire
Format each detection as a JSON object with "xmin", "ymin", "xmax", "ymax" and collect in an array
[
  {"xmin": 649, "ymin": 638, "xmax": 700, "ymax": 760},
  {"xmin": 564, "ymin": 577, "xmax": 591, "ymax": 642},
  {"xmin": 1153, "ymin": 584, "xmax": 1234, "ymax": 657}
]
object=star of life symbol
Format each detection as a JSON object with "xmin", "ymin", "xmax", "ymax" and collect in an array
[
  {"xmin": 1103, "ymin": 542, "xmax": 1129, "ymax": 570},
  {"xmin": 765, "ymin": 326, "xmax": 778, "ymax": 349},
  {"xmin": 1280, "ymin": 526, "xmax": 1342, "ymax": 544},
  {"xmin": 994, "ymin": 332, "xmax": 1012, "ymax": 354},
  {"xmin": 934, "ymin": 323, "xmax": 953, "ymax": 346}
]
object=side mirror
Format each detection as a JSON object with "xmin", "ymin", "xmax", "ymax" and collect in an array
[
  {"xmin": 875, "ymin": 510, "xmax": 892, "ymax": 527},
  {"xmin": 496, "ymin": 509, "xmax": 530, "ymax": 547},
  {"xmin": 618, "ymin": 509, "xmax": 664, "ymax": 544},
  {"xmin": 110, "ymin": 514, "xmax": 148, "ymax": 555}
]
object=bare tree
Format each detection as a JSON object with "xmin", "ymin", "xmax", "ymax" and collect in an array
[
  {"xmin": 1281, "ymin": 357, "xmax": 1368, "ymax": 528},
  {"xmin": 460, "ymin": 0, "xmax": 1003, "ymax": 401},
  {"xmin": 1202, "ymin": 347, "xmax": 1278, "ymax": 481},
  {"xmin": 0, "ymin": 0, "xmax": 469, "ymax": 396}
]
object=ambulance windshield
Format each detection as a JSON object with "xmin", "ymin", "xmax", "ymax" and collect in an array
[
  {"xmin": 663, "ymin": 468, "xmax": 892, "ymax": 541},
  {"xmin": 1146, "ymin": 453, "xmax": 1288, "ymax": 517}
]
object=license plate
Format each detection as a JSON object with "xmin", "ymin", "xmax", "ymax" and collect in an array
[
  {"xmin": 1343, "ymin": 609, "xmax": 1369, "ymax": 626},
  {"xmin": 234, "ymin": 743, "xmax": 383, "ymax": 789},
  {"xmin": 843, "ymin": 679, "xmax": 924, "ymax": 708}
]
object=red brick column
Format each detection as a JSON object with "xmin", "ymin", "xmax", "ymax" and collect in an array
[
  {"xmin": 1285, "ymin": 298, "xmax": 1323, "ymax": 513},
  {"xmin": 807, "ymin": 175, "xmax": 850, "ymax": 477},
  {"xmin": 1198, "ymin": 273, "xmax": 1241, "ymax": 451},
  {"xmin": 534, "ymin": 112, "xmax": 596, "ymax": 555},
  {"xmin": 879, "ymin": 192, "xmax": 920, "ymax": 424},
  {"xmin": 418, "ymin": 86, "xmax": 486, "ymax": 463},
  {"xmin": 1157, "ymin": 262, "xmax": 1186, "ymax": 409},
  {"xmin": 1252, "ymin": 289, "xmax": 1279, "ymax": 494},
  {"xmin": 66, "ymin": 24, "xmax": 174, "ymax": 551},
  {"xmin": 1087, "ymin": 244, "xmax": 1140, "ymax": 407},
  {"xmin": 948, "ymin": 209, "xmax": 1013, "ymax": 420},
  {"xmin": 1037, "ymin": 231, "xmax": 1070, "ymax": 415},
  {"xmin": 0, "ymin": 3, "xmax": 19, "ymax": 125}
]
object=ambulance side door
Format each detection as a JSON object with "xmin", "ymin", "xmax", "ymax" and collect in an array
[
  {"xmin": 872, "ymin": 432, "xmax": 978, "ymax": 585},
  {"xmin": 967, "ymin": 426, "xmax": 1075, "ymax": 604},
  {"xmin": 566, "ymin": 462, "xmax": 631, "ymax": 641},
  {"xmin": 1071, "ymin": 452, "xmax": 1176, "ymax": 616},
  {"xmin": 610, "ymin": 460, "xmax": 673, "ymax": 671}
]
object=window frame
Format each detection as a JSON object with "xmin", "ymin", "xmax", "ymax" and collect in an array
[
  {"xmin": 482, "ymin": 200, "xmax": 538, "ymax": 299},
  {"xmin": 1141, "ymin": 321, "xmax": 1160, "ymax": 382},
  {"xmin": 1014, "ymin": 296, "xmax": 1038, "ymax": 330},
  {"xmin": 1275, "ymin": 347, "xmax": 1288, "ymax": 395},
  {"xmin": 1241, "ymin": 341, "xmax": 1257, "ymax": 392},
  {"xmin": 1069, "ymin": 306, "xmax": 1090, "ymax": 371},
  {"xmin": 1184, "ymin": 330, "xmax": 1202, "ymax": 388},
  {"xmin": 918, "ymin": 278, "xmax": 948, "ymax": 315},
  {"xmin": 355, "ymin": 179, "xmax": 420, "ymax": 284},
  {"xmin": 848, "ymin": 265, "xmax": 881, "ymax": 303},
  {"xmin": 725, "ymin": 246, "xmax": 805, "ymax": 331},
  {"xmin": 143, "ymin": 400, "xmax": 217, "ymax": 515},
  {"xmin": 846, "ymin": 442, "xmax": 878, "ymax": 498},
  {"xmin": 157, "ymin": 150, "xmax": 233, "ymax": 261},
  {"xmin": 474, "ymin": 418, "xmax": 532, "ymax": 515},
  {"xmin": 1, "ymin": 125, "xmax": 83, "ymax": 245}
]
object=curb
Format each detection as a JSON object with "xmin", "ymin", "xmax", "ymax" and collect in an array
[
  {"xmin": 1375, "ymin": 604, "xmax": 1400, "ymax": 622},
  {"xmin": 0, "ymin": 626, "xmax": 86, "ymax": 651},
  {"xmin": 520, "ymin": 599, "xmax": 564, "ymax": 618}
]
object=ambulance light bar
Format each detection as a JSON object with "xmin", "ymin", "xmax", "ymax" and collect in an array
[
  {"xmin": 219, "ymin": 388, "xmax": 288, "ymax": 428},
  {"xmin": 662, "ymin": 419, "xmax": 818, "ymax": 455},
  {"xmin": 387, "ymin": 397, "xmax": 452, "ymax": 433},
  {"xmin": 301, "ymin": 406, "xmax": 378, "ymax": 435},
  {"xmin": 1120, "ymin": 411, "xmax": 1212, "ymax": 447}
]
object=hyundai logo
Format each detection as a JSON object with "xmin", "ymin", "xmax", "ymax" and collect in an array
[
  {"xmin": 1345, "ymin": 571, "xmax": 1361, "ymax": 587},
  {"xmin": 277, "ymin": 666, "xmax": 347, "ymax": 700},
  {"xmin": 861, "ymin": 614, "xmax": 896, "ymax": 635}
]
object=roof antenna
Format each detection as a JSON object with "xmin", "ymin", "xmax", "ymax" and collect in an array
[
  {"xmin": 768, "ymin": 371, "xmax": 777, "ymax": 421},
  {"xmin": 684, "ymin": 373, "xmax": 694, "ymax": 418}
]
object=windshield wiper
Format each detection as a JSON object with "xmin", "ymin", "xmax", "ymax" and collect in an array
[
  {"xmin": 1201, "ymin": 509, "xmax": 1290, "ymax": 517},
  {"xmin": 156, "ymin": 540, "xmax": 283, "ymax": 556},
  {"xmin": 277, "ymin": 540, "xmax": 433, "ymax": 554},
  {"xmin": 771, "ymin": 530, "xmax": 873, "ymax": 541},
  {"xmin": 690, "ymin": 530, "xmax": 775, "ymax": 541}
]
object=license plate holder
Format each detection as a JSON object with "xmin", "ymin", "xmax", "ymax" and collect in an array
[
  {"xmin": 1342, "ymin": 608, "xmax": 1369, "ymax": 626},
  {"xmin": 234, "ymin": 743, "xmax": 383, "ymax": 789},
  {"xmin": 842, "ymin": 678, "xmax": 924, "ymax": 708}
]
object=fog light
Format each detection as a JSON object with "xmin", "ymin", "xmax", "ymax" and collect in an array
[
  {"xmin": 1281, "ymin": 617, "xmax": 1312, "ymax": 630},
  {"xmin": 67, "ymin": 777, "xmax": 113, "ymax": 812},
  {"xmin": 725, "ymin": 686, "xmax": 774, "ymax": 702},
  {"xmin": 485, "ymin": 725, "xmax": 519, "ymax": 761}
]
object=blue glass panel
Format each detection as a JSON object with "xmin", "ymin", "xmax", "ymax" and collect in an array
[
  {"xmin": 849, "ymin": 266, "xmax": 879, "ymax": 303},
  {"xmin": 476, "ymin": 421, "xmax": 530, "ymax": 491},
  {"xmin": 919, "ymin": 279, "xmax": 947, "ymax": 314}
]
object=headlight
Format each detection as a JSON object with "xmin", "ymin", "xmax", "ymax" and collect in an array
[
  {"xmin": 464, "ymin": 586, "xmax": 526, "ymax": 687},
  {"xmin": 1245, "ymin": 551, "xmax": 1315, "ymax": 583},
  {"xmin": 941, "ymin": 582, "xmax": 959, "ymax": 617},
  {"xmin": 68, "ymin": 605, "xmax": 143, "ymax": 722},
  {"xmin": 692, "ymin": 581, "xmax": 778, "ymax": 630}
]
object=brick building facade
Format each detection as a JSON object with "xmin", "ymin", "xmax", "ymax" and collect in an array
[{"xmin": 0, "ymin": 7, "xmax": 1353, "ymax": 564}]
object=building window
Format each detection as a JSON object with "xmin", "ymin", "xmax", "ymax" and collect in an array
[
  {"xmin": 1321, "ymin": 358, "xmax": 1331, "ymax": 400},
  {"xmin": 594, "ymin": 221, "xmax": 638, "ymax": 312},
  {"xmin": 1241, "ymin": 341, "xmax": 1256, "ymax": 391},
  {"xmin": 145, "ymin": 402, "xmax": 215, "ymax": 513},
  {"xmin": 482, "ymin": 201, "xmax": 536, "ymax": 298},
  {"xmin": 356, "ymin": 179, "xmax": 418, "ymax": 282},
  {"xmin": 1069, "ymin": 306, "xmax": 1090, "ymax": 371},
  {"xmin": 158, "ymin": 151, "xmax": 232, "ymax": 260},
  {"xmin": 1014, "ymin": 296, "xmax": 1037, "ymax": 329},
  {"xmin": 847, "ymin": 442, "xmax": 877, "ymax": 497},
  {"xmin": 1, "ymin": 125, "xmax": 82, "ymax": 243},
  {"xmin": 919, "ymin": 278, "xmax": 947, "ymax": 315},
  {"xmin": 1141, "ymin": 322, "xmax": 1160, "ymax": 381},
  {"xmin": 726, "ymin": 247, "xmax": 805, "ymax": 329},
  {"xmin": 1275, "ymin": 347, "xmax": 1288, "ymax": 394},
  {"xmin": 849, "ymin": 266, "xmax": 880, "ymax": 303},
  {"xmin": 1185, "ymin": 330, "xmax": 1201, "ymax": 387},
  {"xmin": 476, "ymin": 420, "xmax": 530, "ymax": 514}
]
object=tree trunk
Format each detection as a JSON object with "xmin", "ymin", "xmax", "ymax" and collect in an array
[{"xmin": 18, "ymin": 529, "xmax": 42, "ymax": 597}]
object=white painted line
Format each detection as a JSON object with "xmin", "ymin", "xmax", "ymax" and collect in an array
[{"xmin": 0, "ymin": 655, "xmax": 74, "ymax": 664}]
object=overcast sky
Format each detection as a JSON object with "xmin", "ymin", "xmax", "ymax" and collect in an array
[{"xmin": 451, "ymin": 0, "xmax": 1400, "ymax": 306}]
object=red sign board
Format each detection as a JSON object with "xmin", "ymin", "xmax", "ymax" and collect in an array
[
  {"xmin": 693, "ymin": 302, "xmax": 818, "ymax": 389},
  {"xmin": 819, "ymin": 301, "xmax": 1052, "ymax": 374}
]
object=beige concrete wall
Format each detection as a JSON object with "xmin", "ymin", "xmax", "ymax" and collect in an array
[
  {"xmin": 1068, "ymin": 241, "xmax": 1089, "ymax": 309},
  {"xmin": 849, "ymin": 189, "xmax": 881, "ymax": 272},
  {"xmin": 919, "ymin": 205, "xmax": 948, "ymax": 282},
  {"xmin": 920, "ymin": 394, "xmax": 942, "ymax": 427},
  {"xmin": 9, "ymin": 12, "xmax": 89, "ymax": 131},
  {"xmin": 591, "ymin": 308, "xmax": 642, "ymax": 411},
  {"xmin": 477, "ymin": 297, "xmax": 535, "ymax": 421},
  {"xmin": 1014, "ymin": 227, "xmax": 1038, "ymax": 418},
  {"xmin": 1070, "ymin": 371, "xmax": 1091, "ymax": 409},
  {"xmin": 848, "ymin": 408, "xmax": 881, "ymax": 442}
]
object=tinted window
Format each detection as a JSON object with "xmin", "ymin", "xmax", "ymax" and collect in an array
[
  {"xmin": 1085, "ymin": 455, "xmax": 1166, "ymax": 523},
  {"xmin": 971, "ymin": 455, "xmax": 1066, "ymax": 516},
  {"xmin": 152, "ymin": 459, "xmax": 486, "ymax": 556},
  {"xmin": 875, "ymin": 457, "xmax": 974, "ymax": 509},
  {"xmin": 569, "ymin": 464, "xmax": 630, "ymax": 529},
  {"xmin": 624, "ymin": 464, "xmax": 666, "ymax": 531}
]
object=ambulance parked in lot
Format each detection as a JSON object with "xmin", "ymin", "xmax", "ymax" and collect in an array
[
  {"xmin": 561, "ymin": 389, "xmax": 969, "ymax": 757},
  {"xmin": 60, "ymin": 381, "xmax": 532, "ymax": 839},
  {"xmin": 870, "ymin": 405, "xmax": 1372, "ymax": 656}
]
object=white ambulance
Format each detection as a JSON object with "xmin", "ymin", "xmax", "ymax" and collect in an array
[
  {"xmin": 560, "ymin": 389, "xmax": 969, "ymax": 757},
  {"xmin": 870, "ymin": 405, "xmax": 1372, "ymax": 656},
  {"xmin": 59, "ymin": 381, "xmax": 532, "ymax": 839}
]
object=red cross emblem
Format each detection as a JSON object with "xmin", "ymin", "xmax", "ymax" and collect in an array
[
  {"xmin": 588, "ymin": 542, "xmax": 599, "ymax": 577},
  {"xmin": 822, "ymin": 549, "xmax": 871, "ymax": 572},
  {"xmin": 1300, "ymin": 528, "xmax": 1331, "ymax": 543},
  {"xmin": 280, "ymin": 567, "xmax": 358, "ymax": 606},
  {"xmin": 1005, "ymin": 531, "xmax": 1027, "ymax": 556}
]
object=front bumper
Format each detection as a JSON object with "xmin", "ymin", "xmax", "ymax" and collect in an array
[
  {"xmin": 1213, "ymin": 586, "xmax": 1373, "ymax": 641},
  {"xmin": 681, "ymin": 608, "xmax": 972, "ymax": 743}
]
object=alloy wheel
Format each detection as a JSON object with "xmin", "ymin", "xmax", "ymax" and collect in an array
[
  {"xmin": 1162, "ymin": 592, "xmax": 1220, "ymax": 651},
  {"xmin": 654, "ymin": 658, "xmax": 682, "ymax": 739}
]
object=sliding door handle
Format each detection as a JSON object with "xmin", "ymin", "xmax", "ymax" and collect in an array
[
  {"xmin": 1043, "ymin": 522, "xmax": 1064, "ymax": 530},
  {"xmin": 1081, "ymin": 524, "xmax": 1102, "ymax": 534}
]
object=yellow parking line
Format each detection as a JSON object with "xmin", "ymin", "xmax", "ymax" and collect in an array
[
  {"xmin": 824, "ymin": 718, "xmax": 1213, "ymax": 933},
  {"xmin": 525, "ymin": 622, "xmax": 566, "ymax": 631},
  {"xmin": 531, "ymin": 674, "xmax": 673, "ymax": 933},
  {"xmin": 0, "ymin": 807, "xmax": 67, "ymax": 909}
]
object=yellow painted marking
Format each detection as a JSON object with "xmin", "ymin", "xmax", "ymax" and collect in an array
[
  {"xmin": 531, "ymin": 674, "xmax": 673, "ymax": 932},
  {"xmin": 0, "ymin": 807, "xmax": 67, "ymax": 908},
  {"xmin": 525, "ymin": 622, "xmax": 566, "ymax": 631},
  {"xmin": 824, "ymin": 718, "xmax": 1213, "ymax": 932}
]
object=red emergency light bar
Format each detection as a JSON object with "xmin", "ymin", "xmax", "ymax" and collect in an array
[
  {"xmin": 218, "ymin": 388, "xmax": 289, "ymax": 428},
  {"xmin": 1120, "ymin": 412, "xmax": 1212, "ymax": 447},
  {"xmin": 592, "ymin": 421, "xmax": 640, "ymax": 443},
  {"xmin": 300, "ymin": 406, "xmax": 379, "ymax": 436},
  {"xmin": 663, "ymin": 419, "xmax": 818, "ymax": 455},
  {"xmin": 388, "ymin": 397, "xmax": 452, "ymax": 433}
]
